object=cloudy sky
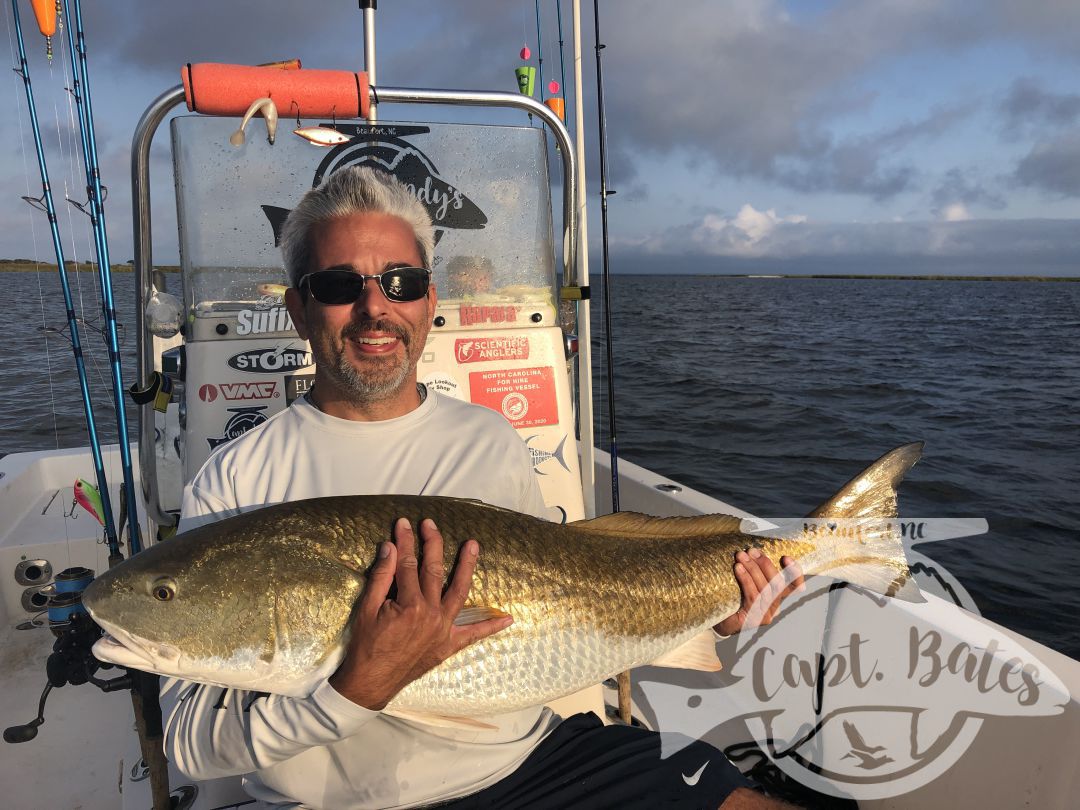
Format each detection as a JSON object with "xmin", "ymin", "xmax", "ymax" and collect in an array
[{"xmin": 4, "ymin": 0, "xmax": 1080, "ymax": 274}]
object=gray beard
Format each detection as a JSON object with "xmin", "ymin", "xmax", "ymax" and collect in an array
[{"xmin": 326, "ymin": 347, "xmax": 412, "ymax": 406}]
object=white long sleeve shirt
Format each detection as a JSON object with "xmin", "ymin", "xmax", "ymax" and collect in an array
[{"xmin": 163, "ymin": 392, "xmax": 560, "ymax": 809}]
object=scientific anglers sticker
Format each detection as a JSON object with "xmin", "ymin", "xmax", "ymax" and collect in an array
[
  {"xmin": 455, "ymin": 336, "xmax": 530, "ymax": 364},
  {"xmin": 207, "ymin": 406, "xmax": 268, "ymax": 450},
  {"xmin": 637, "ymin": 524, "xmax": 1070, "ymax": 801},
  {"xmin": 469, "ymin": 367, "xmax": 557, "ymax": 428},
  {"xmin": 261, "ymin": 125, "xmax": 486, "ymax": 247}
]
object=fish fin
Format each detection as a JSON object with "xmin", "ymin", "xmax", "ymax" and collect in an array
[
  {"xmin": 649, "ymin": 630, "xmax": 723, "ymax": 672},
  {"xmin": 571, "ymin": 512, "xmax": 744, "ymax": 538},
  {"xmin": 453, "ymin": 606, "xmax": 512, "ymax": 626},
  {"xmin": 807, "ymin": 442, "xmax": 923, "ymax": 521},
  {"xmin": 383, "ymin": 708, "xmax": 498, "ymax": 731},
  {"xmin": 801, "ymin": 442, "xmax": 925, "ymax": 603},
  {"xmin": 261, "ymin": 205, "xmax": 291, "ymax": 246}
]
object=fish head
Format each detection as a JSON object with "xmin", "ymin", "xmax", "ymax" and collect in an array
[{"xmin": 83, "ymin": 527, "xmax": 364, "ymax": 696}]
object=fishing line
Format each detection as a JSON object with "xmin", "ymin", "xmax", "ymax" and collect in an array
[
  {"xmin": 5, "ymin": 1, "xmax": 62, "ymax": 451},
  {"xmin": 534, "ymin": 0, "xmax": 545, "ymax": 106},
  {"xmin": 10, "ymin": 0, "xmax": 120, "ymax": 555},
  {"xmin": 555, "ymin": 0, "xmax": 569, "ymax": 130}
]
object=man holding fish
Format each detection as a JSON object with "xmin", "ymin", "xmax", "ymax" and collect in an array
[{"xmin": 155, "ymin": 167, "xmax": 802, "ymax": 809}]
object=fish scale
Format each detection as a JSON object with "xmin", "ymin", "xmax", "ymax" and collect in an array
[{"xmin": 84, "ymin": 444, "xmax": 923, "ymax": 717}]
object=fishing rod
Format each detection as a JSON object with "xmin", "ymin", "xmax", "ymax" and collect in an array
[
  {"xmin": 555, "ymin": 0, "xmax": 569, "ymax": 125},
  {"xmin": 592, "ymin": 0, "xmax": 633, "ymax": 726},
  {"xmin": 534, "ymin": 0, "xmax": 545, "ymax": 109},
  {"xmin": 10, "ymin": 0, "xmax": 121, "ymax": 559},
  {"xmin": 63, "ymin": 0, "xmax": 143, "ymax": 555},
  {"xmin": 593, "ymin": 0, "xmax": 619, "ymax": 513}
]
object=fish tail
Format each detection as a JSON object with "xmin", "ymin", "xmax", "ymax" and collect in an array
[
  {"xmin": 798, "ymin": 442, "xmax": 925, "ymax": 602},
  {"xmin": 552, "ymin": 435, "xmax": 570, "ymax": 473}
]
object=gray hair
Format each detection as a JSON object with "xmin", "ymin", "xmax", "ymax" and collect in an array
[{"xmin": 280, "ymin": 166, "xmax": 434, "ymax": 286}]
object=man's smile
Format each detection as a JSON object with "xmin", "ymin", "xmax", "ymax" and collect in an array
[{"xmin": 353, "ymin": 334, "xmax": 402, "ymax": 354}]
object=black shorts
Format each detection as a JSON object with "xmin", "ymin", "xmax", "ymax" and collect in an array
[{"xmin": 435, "ymin": 712, "xmax": 752, "ymax": 809}]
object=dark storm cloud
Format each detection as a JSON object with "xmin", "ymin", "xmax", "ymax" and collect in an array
[
  {"xmin": 1000, "ymin": 78, "xmax": 1080, "ymax": 137},
  {"xmin": 931, "ymin": 168, "xmax": 1006, "ymax": 213},
  {"xmin": 1014, "ymin": 130, "xmax": 1080, "ymax": 196}
]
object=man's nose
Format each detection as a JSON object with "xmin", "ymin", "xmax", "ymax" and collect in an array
[{"xmin": 353, "ymin": 276, "xmax": 390, "ymax": 317}]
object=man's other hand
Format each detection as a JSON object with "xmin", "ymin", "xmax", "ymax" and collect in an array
[
  {"xmin": 329, "ymin": 517, "xmax": 513, "ymax": 710},
  {"xmin": 713, "ymin": 551, "xmax": 805, "ymax": 637}
]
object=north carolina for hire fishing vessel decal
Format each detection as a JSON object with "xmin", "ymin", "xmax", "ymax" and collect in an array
[{"xmin": 261, "ymin": 124, "xmax": 487, "ymax": 248}]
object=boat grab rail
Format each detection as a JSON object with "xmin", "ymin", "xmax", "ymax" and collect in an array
[{"xmin": 132, "ymin": 81, "xmax": 581, "ymax": 529}]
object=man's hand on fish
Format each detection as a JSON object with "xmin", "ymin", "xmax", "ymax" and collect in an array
[
  {"xmin": 713, "ymin": 551, "xmax": 805, "ymax": 637},
  {"xmin": 328, "ymin": 517, "xmax": 514, "ymax": 710}
]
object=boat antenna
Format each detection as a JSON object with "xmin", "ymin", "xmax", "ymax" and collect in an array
[
  {"xmin": 63, "ymin": 0, "xmax": 142, "ymax": 555},
  {"xmin": 10, "ymin": 0, "xmax": 121, "ymax": 559},
  {"xmin": 593, "ymin": 0, "xmax": 633, "ymax": 726},
  {"xmin": 555, "ymin": 0, "xmax": 569, "ymax": 128}
]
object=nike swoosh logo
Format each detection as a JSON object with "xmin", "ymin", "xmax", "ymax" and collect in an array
[{"xmin": 682, "ymin": 760, "xmax": 709, "ymax": 786}]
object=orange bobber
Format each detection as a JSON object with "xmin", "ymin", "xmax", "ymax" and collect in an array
[
  {"xmin": 544, "ymin": 97, "xmax": 566, "ymax": 121},
  {"xmin": 30, "ymin": 0, "xmax": 57, "ymax": 37}
]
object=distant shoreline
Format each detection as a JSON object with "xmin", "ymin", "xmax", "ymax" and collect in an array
[
  {"xmin": 0, "ymin": 260, "xmax": 180, "ymax": 273},
  {"xmin": 3, "ymin": 261, "xmax": 1078, "ymax": 282},
  {"xmin": 729, "ymin": 273, "xmax": 1080, "ymax": 282}
]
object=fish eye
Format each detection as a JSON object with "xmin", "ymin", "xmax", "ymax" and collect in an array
[{"xmin": 152, "ymin": 577, "xmax": 177, "ymax": 602}]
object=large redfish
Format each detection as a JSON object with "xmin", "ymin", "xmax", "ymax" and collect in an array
[{"xmin": 84, "ymin": 444, "xmax": 923, "ymax": 718}]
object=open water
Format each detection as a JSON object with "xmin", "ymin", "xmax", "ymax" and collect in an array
[{"xmin": 4, "ymin": 271, "xmax": 1079, "ymax": 659}]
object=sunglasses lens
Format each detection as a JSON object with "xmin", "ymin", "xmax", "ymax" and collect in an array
[
  {"xmin": 302, "ymin": 268, "xmax": 429, "ymax": 304},
  {"xmin": 306, "ymin": 271, "xmax": 365, "ymax": 305},
  {"xmin": 380, "ymin": 268, "xmax": 430, "ymax": 302}
]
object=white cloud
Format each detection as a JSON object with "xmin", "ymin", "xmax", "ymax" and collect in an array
[
  {"xmin": 941, "ymin": 203, "xmax": 971, "ymax": 221},
  {"xmin": 681, "ymin": 204, "xmax": 808, "ymax": 256}
]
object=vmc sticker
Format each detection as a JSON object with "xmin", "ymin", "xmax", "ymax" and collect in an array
[{"xmin": 469, "ymin": 366, "xmax": 558, "ymax": 428}]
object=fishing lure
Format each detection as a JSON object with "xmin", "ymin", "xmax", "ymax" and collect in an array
[{"xmin": 73, "ymin": 478, "xmax": 106, "ymax": 526}]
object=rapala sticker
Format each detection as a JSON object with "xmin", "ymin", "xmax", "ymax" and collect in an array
[
  {"xmin": 236, "ymin": 306, "xmax": 294, "ymax": 336},
  {"xmin": 469, "ymin": 367, "xmax": 558, "ymax": 428},
  {"xmin": 227, "ymin": 347, "xmax": 314, "ymax": 374},
  {"xmin": 207, "ymin": 406, "xmax": 268, "ymax": 450},
  {"xmin": 200, "ymin": 382, "xmax": 279, "ymax": 402},
  {"xmin": 455, "ymin": 336, "xmax": 530, "ymax": 364},
  {"xmin": 284, "ymin": 373, "xmax": 315, "ymax": 405},
  {"xmin": 459, "ymin": 305, "xmax": 517, "ymax": 327}
]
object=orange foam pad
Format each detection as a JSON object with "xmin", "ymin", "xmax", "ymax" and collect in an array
[{"xmin": 182, "ymin": 63, "xmax": 369, "ymax": 118}]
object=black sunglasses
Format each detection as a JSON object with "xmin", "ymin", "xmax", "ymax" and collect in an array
[{"xmin": 297, "ymin": 266, "xmax": 431, "ymax": 305}]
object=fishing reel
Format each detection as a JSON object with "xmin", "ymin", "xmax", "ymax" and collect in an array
[{"xmin": 4, "ymin": 610, "xmax": 132, "ymax": 744}]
